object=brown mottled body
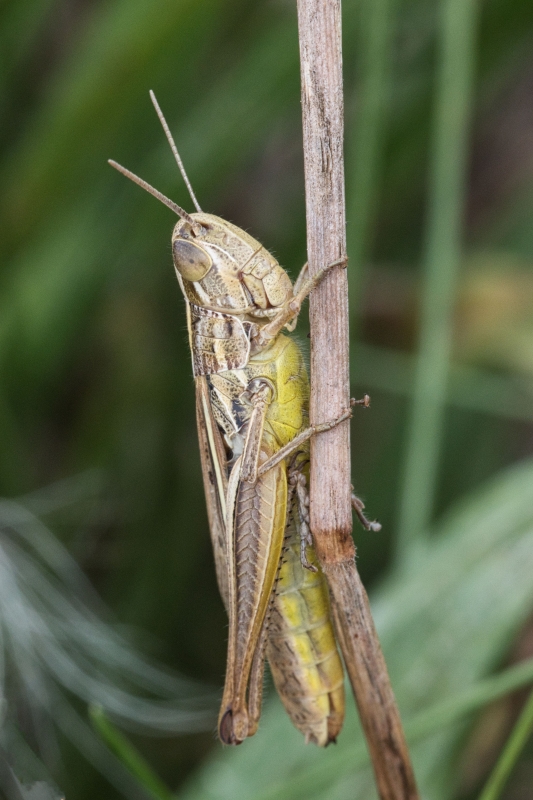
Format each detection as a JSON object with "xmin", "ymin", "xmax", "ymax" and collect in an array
[{"xmin": 110, "ymin": 142, "xmax": 347, "ymax": 748}]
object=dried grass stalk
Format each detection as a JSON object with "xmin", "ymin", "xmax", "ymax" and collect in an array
[{"xmin": 296, "ymin": 1, "xmax": 419, "ymax": 796}]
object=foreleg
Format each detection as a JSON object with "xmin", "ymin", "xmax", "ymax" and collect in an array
[
  {"xmin": 252, "ymin": 256, "xmax": 348, "ymax": 348},
  {"xmin": 239, "ymin": 378, "xmax": 274, "ymax": 484},
  {"xmin": 284, "ymin": 262, "xmax": 309, "ymax": 331}
]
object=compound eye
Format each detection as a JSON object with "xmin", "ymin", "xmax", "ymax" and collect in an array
[{"xmin": 173, "ymin": 239, "xmax": 212, "ymax": 282}]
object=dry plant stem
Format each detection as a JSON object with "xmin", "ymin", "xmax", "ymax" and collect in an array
[
  {"xmin": 327, "ymin": 563, "xmax": 418, "ymax": 799},
  {"xmin": 297, "ymin": 0, "xmax": 419, "ymax": 797},
  {"xmin": 297, "ymin": 0, "xmax": 351, "ymax": 561}
]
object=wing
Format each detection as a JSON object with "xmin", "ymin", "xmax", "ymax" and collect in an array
[
  {"xmin": 218, "ymin": 443, "xmax": 288, "ymax": 745},
  {"xmin": 196, "ymin": 373, "xmax": 289, "ymax": 745},
  {"xmin": 195, "ymin": 374, "xmax": 230, "ymax": 610}
]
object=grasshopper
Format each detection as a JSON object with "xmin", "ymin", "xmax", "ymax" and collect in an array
[{"xmin": 110, "ymin": 92, "xmax": 380, "ymax": 746}]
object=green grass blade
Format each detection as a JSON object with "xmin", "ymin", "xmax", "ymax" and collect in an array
[
  {"xmin": 347, "ymin": 0, "xmax": 394, "ymax": 316},
  {"xmin": 89, "ymin": 704, "xmax": 175, "ymax": 800},
  {"xmin": 478, "ymin": 686, "xmax": 533, "ymax": 800},
  {"xmin": 397, "ymin": 0, "xmax": 479, "ymax": 555}
]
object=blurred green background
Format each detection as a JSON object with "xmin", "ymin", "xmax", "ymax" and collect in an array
[{"xmin": 3, "ymin": 0, "xmax": 533, "ymax": 798}]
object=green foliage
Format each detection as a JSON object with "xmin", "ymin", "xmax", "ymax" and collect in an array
[
  {"xmin": 397, "ymin": 0, "xmax": 479, "ymax": 550},
  {"xmin": 2, "ymin": 0, "xmax": 533, "ymax": 797},
  {"xmin": 90, "ymin": 705, "xmax": 174, "ymax": 800},
  {"xmin": 479, "ymin": 687, "xmax": 533, "ymax": 800}
]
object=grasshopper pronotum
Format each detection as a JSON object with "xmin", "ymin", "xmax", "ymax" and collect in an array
[{"xmin": 110, "ymin": 93, "xmax": 380, "ymax": 746}]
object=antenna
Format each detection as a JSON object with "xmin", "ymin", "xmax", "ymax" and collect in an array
[
  {"xmin": 108, "ymin": 160, "xmax": 203, "ymax": 234},
  {"xmin": 149, "ymin": 90, "xmax": 203, "ymax": 213}
]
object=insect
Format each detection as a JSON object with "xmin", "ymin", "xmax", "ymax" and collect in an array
[{"xmin": 110, "ymin": 92, "xmax": 380, "ymax": 746}]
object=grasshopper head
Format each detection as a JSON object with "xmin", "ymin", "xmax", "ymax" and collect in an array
[
  {"xmin": 172, "ymin": 213, "xmax": 292, "ymax": 316},
  {"xmin": 110, "ymin": 93, "xmax": 292, "ymax": 318}
]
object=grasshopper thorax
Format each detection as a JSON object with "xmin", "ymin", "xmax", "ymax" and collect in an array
[{"xmin": 172, "ymin": 213, "xmax": 293, "ymax": 319}]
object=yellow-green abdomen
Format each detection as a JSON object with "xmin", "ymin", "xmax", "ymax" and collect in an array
[
  {"xmin": 248, "ymin": 334, "xmax": 310, "ymax": 450},
  {"xmin": 266, "ymin": 513, "xmax": 345, "ymax": 745}
]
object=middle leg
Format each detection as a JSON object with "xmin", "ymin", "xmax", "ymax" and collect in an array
[{"xmin": 257, "ymin": 397, "xmax": 360, "ymax": 479}]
